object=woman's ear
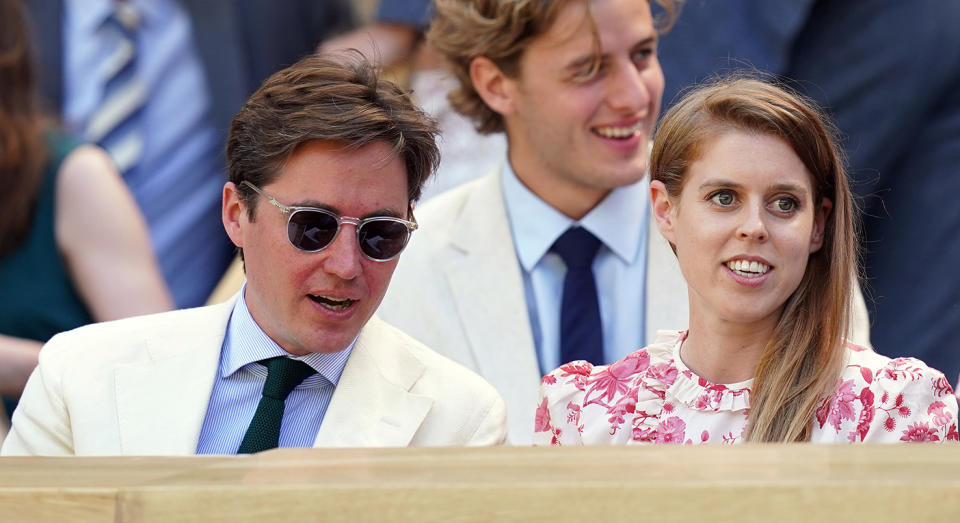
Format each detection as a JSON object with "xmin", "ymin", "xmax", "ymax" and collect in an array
[
  {"xmin": 809, "ymin": 196, "xmax": 833, "ymax": 253},
  {"xmin": 650, "ymin": 180, "xmax": 677, "ymax": 245},
  {"xmin": 469, "ymin": 56, "xmax": 517, "ymax": 116}
]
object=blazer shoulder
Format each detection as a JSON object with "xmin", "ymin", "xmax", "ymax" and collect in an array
[
  {"xmin": 369, "ymin": 317, "xmax": 503, "ymax": 404},
  {"xmin": 416, "ymin": 171, "xmax": 499, "ymax": 226},
  {"xmin": 369, "ymin": 317, "xmax": 507, "ymax": 445},
  {"xmin": 401, "ymin": 170, "xmax": 504, "ymax": 263},
  {"xmin": 39, "ymin": 300, "xmax": 234, "ymax": 365}
]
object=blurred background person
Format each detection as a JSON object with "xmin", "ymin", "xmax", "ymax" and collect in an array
[
  {"xmin": 24, "ymin": 0, "xmax": 357, "ymax": 308},
  {"xmin": 318, "ymin": 0, "xmax": 506, "ymax": 202},
  {"xmin": 0, "ymin": 0, "xmax": 172, "ymax": 441},
  {"xmin": 656, "ymin": 0, "xmax": 960, "ymax": 382}
]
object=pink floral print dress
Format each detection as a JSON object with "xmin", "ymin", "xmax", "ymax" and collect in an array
[{"xmin": 533, "ymin": 331, "xmax": 959, "ymax": 445}]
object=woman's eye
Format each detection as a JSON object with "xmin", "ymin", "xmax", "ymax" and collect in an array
[
  {"xmin": 774, "ymin": 197, "xmax": 798, "ymax": 212},
  {"xmin": 710, "ymin": 191, "xmax": 735, "ymax": 206}
]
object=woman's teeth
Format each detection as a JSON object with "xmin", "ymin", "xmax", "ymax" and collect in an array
[{"xmin": 725, "ymin": 260, "xmax": 770, "ymax": 277}]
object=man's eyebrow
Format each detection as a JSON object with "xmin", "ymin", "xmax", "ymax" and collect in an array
[
  {"xmin": 365, "ymin": 208, "xmax": 406, "ymax": 220},
  {"xmin": 290, "ymin": 201, "xmax": 406, "ymax": 219},
  {"xmin": 564, "ymin": 52, "xmax": 600, "ymax": 72},
  {"xmin": 563, "ymin": 35, "xmax": 659, "ymax": 72},
  {"xmin": 632, "ymin": 35, "xmax": 658, "ymax": 50}
]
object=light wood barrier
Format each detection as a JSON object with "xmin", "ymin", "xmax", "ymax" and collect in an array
[{"xmin": 1, "ymin": 445, "xmax": 958, "ymax": 522}]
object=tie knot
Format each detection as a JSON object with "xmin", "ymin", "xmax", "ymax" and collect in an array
[
  {"xmin": 260, "ymin": 357, "xmax": 317, "ymax": 400},
  {"xmin": 108, "ymin": 3, "xmax": 140, "ymax": 33},
  {"xmin": 551, "ymin": 227, "xmax": 602, "ymax": 269}
]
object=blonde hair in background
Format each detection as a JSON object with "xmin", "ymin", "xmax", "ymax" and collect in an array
[
  {"xmin": 650, "ymin": 76, "xmax": 860, "ymax": 442},
  {"xmin": 427, "ymin": 0, "xmax": 680, "ymax": 134}
]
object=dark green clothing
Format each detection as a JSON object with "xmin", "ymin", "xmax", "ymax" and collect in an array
[{"xmin": 0, "ymin": 132, "xmax": 93, "ymax": 416}]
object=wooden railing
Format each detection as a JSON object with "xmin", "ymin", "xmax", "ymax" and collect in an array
[{"xmin": 1, "ymin": 445, "xmax": 958, "ymax": 522}]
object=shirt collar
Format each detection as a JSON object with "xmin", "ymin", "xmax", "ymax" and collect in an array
[
  {"xmin": 501, "ymin": 156, "xmax": 648, "ymax": 270},
  {"xmin": 221, "ymin": 285, "xmax": 355, "ymax": 385}
]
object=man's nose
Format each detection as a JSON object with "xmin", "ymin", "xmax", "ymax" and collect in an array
[
  {"xmin": 606, "ymin": 63, "xmax": 652, "ymax": 115},
  {"xmin": 320, "ymin": 225, "xmax": 363, "ymax": 280}
]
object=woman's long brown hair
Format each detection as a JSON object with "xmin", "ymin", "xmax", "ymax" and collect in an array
[
  {"xmin": 650, "ymin": 76, "xmax": 860, "ymax": 442},
  {"xmin": 0, "ymin": 0, "xmax": 48, "ymax": 256}
]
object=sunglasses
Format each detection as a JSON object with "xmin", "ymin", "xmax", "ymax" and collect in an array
[{"xmin": 241, "ymin": 181, "xmax": 417, "ymax": 262}]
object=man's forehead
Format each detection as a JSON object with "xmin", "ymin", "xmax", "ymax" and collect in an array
[
  {"xmin": 269, "ymin": 140, "xmax": 410, "ymax": 217},
  {"xmin": 528, "ymin": 0, "xmax": 655, "ymax": 59}
]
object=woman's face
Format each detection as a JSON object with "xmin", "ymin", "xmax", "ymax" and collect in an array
[{"xmin": 652, "ymin": 129, "xmax": 831, "ymax": 328}]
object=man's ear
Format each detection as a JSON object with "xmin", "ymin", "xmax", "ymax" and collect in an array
[
  {"xmin": 650, "ymin": 180, "xmax": 677, "ymax": 245},
  {"xmin": 222, "ymin": 182, "xmax": 246, "ymax": 248},
  {"xmin": 469, "ymin": 56, "xmax": 517, "ymax": 116},
  {"xmin": 809, "ymin": 196, "xmax": 833, "ymax": 253}
]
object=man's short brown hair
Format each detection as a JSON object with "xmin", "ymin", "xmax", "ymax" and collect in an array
[
  {"xmin": 226, "ymin": 53, "xmax": 441, "ymax": 218},
  {"xmin": 428, "ymin": 0, "xmax": 679, "ymax": 135}
]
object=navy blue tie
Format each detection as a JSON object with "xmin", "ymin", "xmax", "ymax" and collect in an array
[{"xmin": 551, "ymin": 227, "xmax": 604, "ymax": 365}]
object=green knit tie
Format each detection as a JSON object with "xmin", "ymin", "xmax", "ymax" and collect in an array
[{"xmin": 237, "ymin": 356, "xmax": 317, "ymax": 454}]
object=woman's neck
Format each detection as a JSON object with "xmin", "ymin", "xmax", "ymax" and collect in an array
[{"xmin": 680, "ymin": 306, "xmax": 780, "ymax": 385}]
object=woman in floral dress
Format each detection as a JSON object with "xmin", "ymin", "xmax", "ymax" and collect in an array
[{"xmin": 534, "ymin": 77, "xmax": 959, "ymax": 445}]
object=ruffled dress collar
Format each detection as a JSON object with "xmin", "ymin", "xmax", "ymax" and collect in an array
[{"xmin": 661, "ymin": 330, "xmax": 753, "ymax": 413}]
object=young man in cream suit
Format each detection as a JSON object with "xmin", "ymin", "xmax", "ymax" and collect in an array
[
  {"xmin": 1, "ymin": 55, "xmax": 506, "ymax": 456},
  {"xmin": 377, "ymin": 0, "xmax": 871, "ymax": 444}
]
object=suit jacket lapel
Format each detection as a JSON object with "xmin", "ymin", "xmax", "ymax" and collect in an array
[
  {"xmin": 439, "ymin": 169, "xmax": 542, "ymax": 442},
  {"xmin": 314, "ymin": 317, "xmax": 433, "ymax": 447},
  {"xmin": 114, "ymin": 299, "xmax": 235, "ymax": 455}
]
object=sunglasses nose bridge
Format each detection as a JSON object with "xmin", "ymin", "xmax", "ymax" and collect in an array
[{"xmin": 338, "ymin": 216, "xmax": 363, "ymax": 228}]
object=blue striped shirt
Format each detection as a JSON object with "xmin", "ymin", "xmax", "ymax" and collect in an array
[
  {"xmin": 63, "ymin": 0, "xmax": 234, "ymax": 307},
  {"xmin": 195, "ymin": 290, "xmax": 354, "ymax": 454}
]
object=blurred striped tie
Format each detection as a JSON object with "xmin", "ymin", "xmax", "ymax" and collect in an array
[{"xmin": 86, "ymin": 2, "xmax": 145, "ymax": 177}]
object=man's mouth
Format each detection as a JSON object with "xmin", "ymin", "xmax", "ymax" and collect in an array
[
  {"xmin": 725, "ymin": 260, "xmax": 771, "ymax": 278},
  {"xmin": 308, "ymin": 294, "xmax": 355, "ymax": 311},
  {"xmin": 592, "ymin": 121, "xmax": 644, "ymax": 140}
]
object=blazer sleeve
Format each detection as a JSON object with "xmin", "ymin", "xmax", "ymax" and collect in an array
[
  {"xmin": 464, "ymin": 392, "xmax": 508, "ymax": 446},
  {"xmin": 0, "ymin": 335, "xmax": 75, "ymax": 456}
]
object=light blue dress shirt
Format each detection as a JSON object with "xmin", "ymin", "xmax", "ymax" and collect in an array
[
  {"xmin": 196, "ymin": 288, "xmax": 354, "ymax": 454},
  {"xmin": 62, "ymin": 0, "xmax": 233, "ymax": 307},
  {"xmin": 501, "ymin": 160, "xmax": 649, "ymax": 374}
]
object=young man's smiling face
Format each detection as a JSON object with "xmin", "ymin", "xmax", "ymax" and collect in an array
[
  {"xmin": 223, "ymin": 140, "xmax": 410, "ymax": 355},
  {"xmin": 499, "ymin": 0, "xmax": 664, "ymax": 218}
]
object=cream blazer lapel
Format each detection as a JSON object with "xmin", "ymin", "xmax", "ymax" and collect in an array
[
  {"xmin": 113, "ymin": 298, "xmax": 234, "ymax": 454},
  {"xmin": 439, "ymin": 170, "xmax": 542, "ymax": 439},
  {"xmin": 313, "ymin": 317, "xmax": 434, "ymax": 447},
  {"xmin": 644, "ymin": 207, "xmax": 689, "ymax": 340}
]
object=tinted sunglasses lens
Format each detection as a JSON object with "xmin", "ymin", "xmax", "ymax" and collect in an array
[
  {"xmin": 358, "ymin": 220, "xmax": 410, "ymax": 260},
  {"xmin": 288, "ymin": 210, "xmax": 338, "ymax": 251}
]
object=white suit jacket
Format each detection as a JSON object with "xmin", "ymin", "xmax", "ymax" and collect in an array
[
  {"xmin": 1, "ymin": 297, "xmax": 507, "ymax": 456},
  {"xmin": 378, "ymin": 169, "xmax": 688, "ymax": 444},
  {"xmin": 378, "ymin": 167, "xmax": 872, "ymax": 444}
]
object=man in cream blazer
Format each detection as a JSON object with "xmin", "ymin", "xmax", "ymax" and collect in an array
[
  {"xmin": 2, "ymin": 55, "xmax": 506, "ymax": 456},
  {"xmin": 1, "ymin": 299, "xmax": 505, "ymax": 455},
  {"xmin": 378, "ymin": 0, "xmax": 870, "ymax": 444}
]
